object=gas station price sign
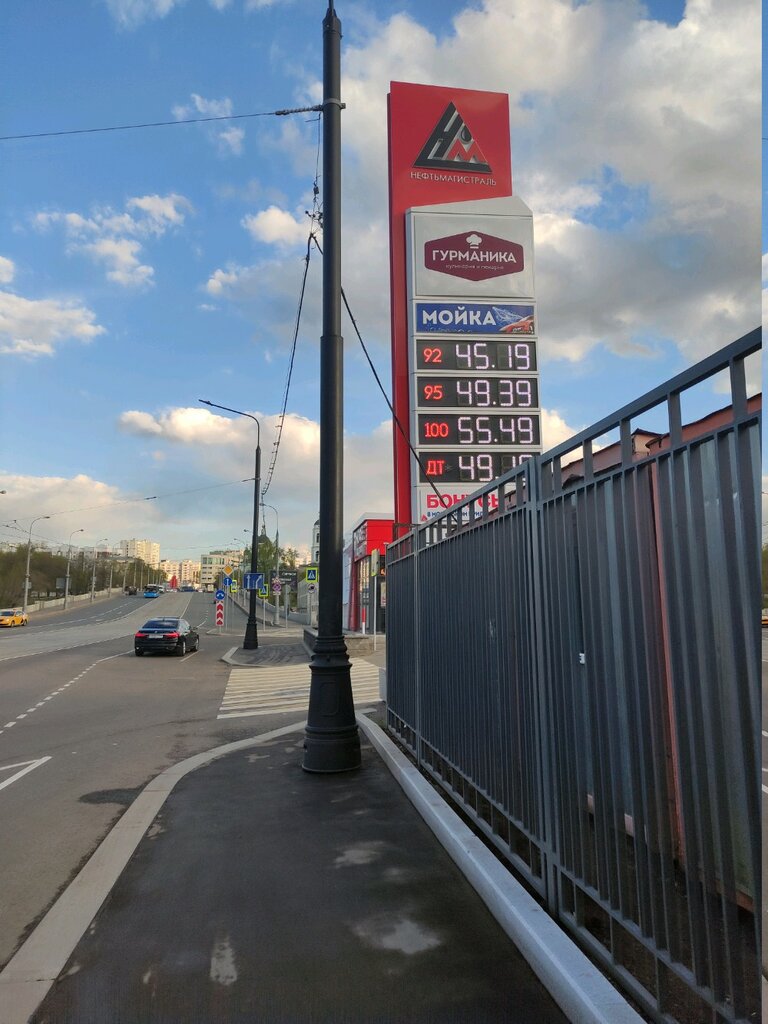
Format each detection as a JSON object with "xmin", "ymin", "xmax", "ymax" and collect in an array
[
  {"xmin": 418, "ymin": 412, "xmax": 540, "ymax": 447},
  {"xmin": 405, "ymin": 200, "xmax": 542, "ymax": 522},
  {"xmin": 416, "ymin": 375, "xmax": 538, "ymax": 409},
  {"xmin": 418, "ymin": 451, "xmax": 532, "ymax": 484},
  {"xmin": 416, "ymin": 338, "xmax": 536, "ymax": 372}
]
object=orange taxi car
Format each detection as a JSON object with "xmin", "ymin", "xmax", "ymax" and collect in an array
[{"xmin": 0, "ymin": 608, "xmax": 28, "ymax": 627}]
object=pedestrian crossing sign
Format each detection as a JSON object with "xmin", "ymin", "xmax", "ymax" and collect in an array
[{"xmin": 306, "ymin": 566, "xmax": 319, "ymax": 583}]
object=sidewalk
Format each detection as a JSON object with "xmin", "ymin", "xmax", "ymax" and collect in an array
[{"xmin": 0, "ymin": 677, "xmax": 643, "ymax": 1023}]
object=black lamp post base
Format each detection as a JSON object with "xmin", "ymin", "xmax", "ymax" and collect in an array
[
  {"xmin": 243, "ymin": 620, "xmax": 259, "ymax": 650},
  {"xmin": 302, "ymin": 638, "xmax": 361, "ymax": 773}
]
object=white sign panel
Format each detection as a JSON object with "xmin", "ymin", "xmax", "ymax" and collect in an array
[
  {"xmin": 406, "ymin": 196, "xmax": 541, "ymax": 524},
  {"xmin": 408, "ymin": 196, "xmax": 534, "ymax": 299}
]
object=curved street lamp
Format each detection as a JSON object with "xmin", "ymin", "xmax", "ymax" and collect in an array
[
  {"xmin": 261, "ymin": 502, "xmax": 281, "ymax": 626},
  {"xmin": 23, "ymin": 515, "xmax": 51, "ymax": 615},
  {"xmin": 199, "ymin": 399, "xmax": 261, "ymax": 650},
  {"xmin": 63, "ymin": 528, "xmax": 84, "ymax": 610}
]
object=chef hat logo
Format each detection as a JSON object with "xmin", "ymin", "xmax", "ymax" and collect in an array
[{"xmin": 466, "ymin": 233, "xmax": 483, "ymax": 247}]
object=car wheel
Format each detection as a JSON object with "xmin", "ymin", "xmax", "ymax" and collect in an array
[
  {"xmin": 135, "ymin": 649, "xmax": 144, "ymax": 657},
  {"xmin": 177, "ymin": 639, "xmax": 186, "ymax": 657}
]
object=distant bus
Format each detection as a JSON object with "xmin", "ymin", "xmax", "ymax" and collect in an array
[{"xmin": 144, "ymin": 584, "xmax": 161, "ymax": 599}]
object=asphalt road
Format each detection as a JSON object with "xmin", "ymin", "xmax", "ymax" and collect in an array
[{"xmin": 0, "ymin": 593, "xmax": 306, "ymax": 970}]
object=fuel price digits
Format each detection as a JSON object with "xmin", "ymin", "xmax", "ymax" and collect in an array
[
  {"xmin": 418, "ymin": 413, "xmax": 541, "ymax": 447},
  {"xmin": 417, "ymin": 339, "xmax": 536, "ymax": 372},
  {"xmin": 418, "ymin": 376, "xmax": 538, "ymax": 409}
]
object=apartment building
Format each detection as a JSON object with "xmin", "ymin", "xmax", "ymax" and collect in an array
[
  {"xmin": 118, "ymin": 539, "xmax": 160, "ymax": 568},
  {"xmin": 158, "ymin": 559, "xmax": 201, "ymax": 586},
  {"xmin": 200, "ymin": 549, "xmax": 244, "ymax": 589}
]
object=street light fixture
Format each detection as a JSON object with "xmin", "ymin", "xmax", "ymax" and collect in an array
[
  {"xmin": 63, "ymin": 528, "xmax": 84, "ymax": 610},
  {"xmin": 303, "ymin": 2, "xmax": 361, "ymax": 772},
  {"xmin": 199, "ymin": 399, "xmax": 260, "ymax": 649},
  {"xmin": 23, "ymin": 515, "xmax": 51, "ymax": 615}
]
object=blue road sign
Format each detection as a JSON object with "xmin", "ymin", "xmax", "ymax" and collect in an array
[
  {"xmin": 223, "ymin": 575, "xmax": 233, "ymax": 588},
  {"xmin": 244, "ymin": 572, "xmax": 264, "ymax": 591},
  {"xmin": 215, "ymin": 589, "xmax": 225, "ymax": 600},
  {"xmin": 306, "ymin": 566, "xmax": 318, "ymax": 582}
]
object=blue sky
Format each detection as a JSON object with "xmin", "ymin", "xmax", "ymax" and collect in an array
[{"xmin": 0, "ymin": 0, "xmax": 760, "ymax": 559}]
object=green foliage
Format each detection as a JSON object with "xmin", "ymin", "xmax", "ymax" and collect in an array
[{"xmin": 0, "ymin": 548, "xmax": 161, "ymax": 605}]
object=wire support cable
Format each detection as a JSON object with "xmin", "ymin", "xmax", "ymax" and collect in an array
[{"xmin": 309, "ymin": 235, "xmax": 447, "ymax": 509}]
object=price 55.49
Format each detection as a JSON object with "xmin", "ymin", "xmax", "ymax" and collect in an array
[{"xmin": 418, "ymin": 413, "xmax": 541, "ymax": 447}]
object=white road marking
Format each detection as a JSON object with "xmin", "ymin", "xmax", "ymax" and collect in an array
[
  {"xmin": 217, "ymin": 661, "xmax": 381, "ymax": 719},
  {"xmin": 0, "ymin": 756, "xmax": 51, "ymax": 793},
  {"xmin": 0, "ymin": 649, "xmax": 131, "ymax": 737}
]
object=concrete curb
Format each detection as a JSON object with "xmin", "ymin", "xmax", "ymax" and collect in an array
[
  {"xmin": 356, "ymin": 713, "xmax": 646, "ymax": 1024},
  {"xmin": 0, "ymin": 722, "xmax": 307, "ymax": 1024}
]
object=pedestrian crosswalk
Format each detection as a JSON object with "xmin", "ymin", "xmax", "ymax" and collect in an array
[{"xmin": 217, "ymin": 661, "xmax": 382, "ymax": 719}]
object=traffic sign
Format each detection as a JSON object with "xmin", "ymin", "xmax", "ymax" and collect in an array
[
  {"xmin": 223, "ymin": 575, "xmax": 233, "ymax": 588},
  {"xmin": 306, "ymin": 566, "xmax": 319, "ymax": 583},
  {"xmin": 307, "ymin": 582, "xmax": 317, "ymax": 593},
  {"xmin": 244, "ymin": 572, "xmax": 264, "ymax": 591},
  {"xmin": 215, "ymin": 601, "xmax": 224, "ymax": 626},
  {"xmin": 215, "ymin": 589, "xmax": 225, "ymax": 600},
  {"xmin": 231, "ymin": 583, "xmax": 238, "ymax": 593},
  {"xmin": 223, "ymin": 564, "xmax": 233, "ymax": 576},
  {"xmin": 272, "ymin": 580, "xmax": 282, "ymax": 594},
  {"xmin": 258, "ymin": 584, "xmax": 269, "ymax": 599}
]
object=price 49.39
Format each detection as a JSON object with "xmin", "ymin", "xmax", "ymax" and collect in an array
[{"xmin": 418, "ymin": 413, "xmax": 540, "ymax": 447}]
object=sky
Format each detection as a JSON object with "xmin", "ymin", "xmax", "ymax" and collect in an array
[{"xmin": 0, "ymin": 0, "xmax": 761, "ymax": 562}]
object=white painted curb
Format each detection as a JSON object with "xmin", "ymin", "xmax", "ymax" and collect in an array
[
  {"xmin": 0, "ymin": 722, "xmax": 307, "ymax": 1024},
  {"xmin": 357, "ymin": 714, "xmax": 646, "ymax": 1024}
]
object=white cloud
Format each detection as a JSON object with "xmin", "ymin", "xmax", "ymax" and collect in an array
[
  {"xmin": 79, "ymin": 237, "xmax": 154, "ymax": 288},
  {"xmin": 242, "ymin": 206, "xmax": 307, "ymax": 246},
  {"xmin": 0, "ymin": 291, "xmax": 106, "ymax": 358},
  {"xmin": 103, "ymin": 0, "xmax": 185, "ymax": 28},
  {"xmin": 33, "ymin": 194, "xmax": 192, "ymax": 288},
  {"xmin": 172, "ymin": 93, "xmax": 244, "ymax": 156},
  {"xmin": 208, "ymin": 0, "xmax": 758, "ymax": 374},
  {"xmin": 0, "ymin": 256, "xmax": 16, "ymax": 284}
]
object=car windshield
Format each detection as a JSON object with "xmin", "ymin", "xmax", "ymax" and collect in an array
[
  {"xmin": 0, "ymin": 610, "xmax": 14, "ymax": 616},
  {"xmin": 143, "ymin": 619, "xmax": 179, "ymax": 629}
]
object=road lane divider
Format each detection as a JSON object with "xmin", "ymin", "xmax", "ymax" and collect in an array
[{"xmin": 0, "ymin": 651, "xmax": 131, "ymax": 737}]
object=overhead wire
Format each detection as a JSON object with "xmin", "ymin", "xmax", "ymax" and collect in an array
[
  {"xmin": 261, "ymin": 115, "xmax": 323, "ymax": 499},
  {"xmin": 0, "ymin": 105, "xmax": 323, "ymax": 142}
]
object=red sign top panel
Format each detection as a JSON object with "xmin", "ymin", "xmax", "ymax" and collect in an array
[{"xmin": 388, "ymin": 81, "xmax": 512, "ymax": 217}]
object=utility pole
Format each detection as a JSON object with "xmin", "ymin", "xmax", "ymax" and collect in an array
[{"xmin": 303, "ymin": 0, "xmax": 361, "ymax": 773}]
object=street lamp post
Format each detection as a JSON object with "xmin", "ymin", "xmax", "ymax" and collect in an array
[
  {"xmin": 303, "ymin": 2, "xmax": 361, "ymax": 772},
  {"xmin": 262, "ymin": 502, "xmax": 280, "ymax": 626},
  {"xmin": 90, "ymin": 539, "xmax": 107, "ymax": 602},
  {"xmin": 23, "ymin": 515, "xmax": 51, "ymax": 615},
  {"xmin": 199, "ymin": 399, "xmax": 260, "ymax": 649},
  {"xmin": 63, "ymin": 528, "xmax": 84, "ymax": 610}
]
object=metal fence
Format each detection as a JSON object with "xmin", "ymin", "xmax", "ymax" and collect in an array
[{"xmin": 385, "ymin": 328, "xmax": 761, "ymax": 1023}]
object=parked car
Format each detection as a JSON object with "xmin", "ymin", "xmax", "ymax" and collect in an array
[
  {"xmin": 134, "ymin": 617, "xmax": 199, "ymax": 657},
  {"xmin": 0, "ymin": 608, "xmax": 28, "ymax": 627}
]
